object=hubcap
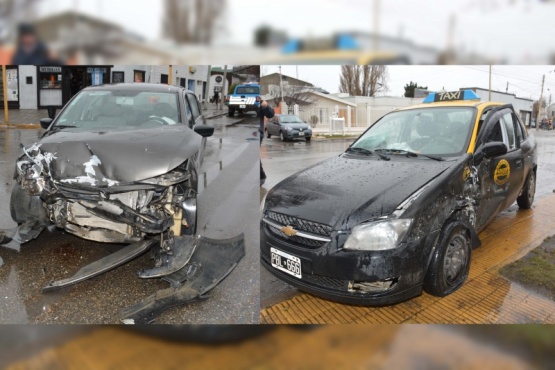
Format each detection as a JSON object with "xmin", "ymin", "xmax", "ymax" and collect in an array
[{"xmin": 444, "ymin": 233, "xmax": 468, "ymax": 284}]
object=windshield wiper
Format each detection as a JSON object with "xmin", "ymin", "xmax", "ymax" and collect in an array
[
  {"xmin": 50, "ymin": 125, "xmax": 78, "ymax": 131},
  {"xmin": 375, "ymin": 148, "xmax": 445, "ymax": 161},
  {"xmin": 346, "ymin": 147, "xmax": 390, "ymax": 161}
]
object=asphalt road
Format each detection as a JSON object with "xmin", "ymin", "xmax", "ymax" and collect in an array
[
  {"xmin": 259, "ymin": 129, "xmax": 555, "ymax": 308},
  {"xmin": 0, "ymin": 114, "xmax": 261, "ymax": 324}
]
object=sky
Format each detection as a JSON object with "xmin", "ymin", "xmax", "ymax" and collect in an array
[
  {"xmin": 262, "ymin": 65, "xmax": 555, "ymax": 102},
  {"xmin": 36, "ymin": 0, "xmax": 555, "ymax": 63}
]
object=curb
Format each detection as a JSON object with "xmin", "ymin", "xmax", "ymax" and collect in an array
[
  {"xmin": 0, "ymin": 123, "xmax": 42, "ymax": 129},
  {"xmin": 205, "ymin": 111, "xmax": 228, "ymax": 120}
]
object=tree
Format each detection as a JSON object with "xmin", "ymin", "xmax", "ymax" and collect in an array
[
  {"xmin": 404, "ymin": 81, "xmax": 428, "ymax": 98},
  {"xmin": 163, "ymin": 0, "xmax": 225, "ymax": 44},
  {"xmin": 338, "ymin": 65, "xmax": 388, "ymax": 97},
  {"xmin": 269, "ymin": 85, "xmax": 316, "ymax": 107},
  {"xmin": 533, "ymin": 98, "xmax": 547, "ymax": 120}
]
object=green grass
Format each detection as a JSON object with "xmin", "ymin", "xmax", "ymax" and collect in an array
[{"xmin": 500, "ymin": 239, "xmax": 555, "ymax": 298}]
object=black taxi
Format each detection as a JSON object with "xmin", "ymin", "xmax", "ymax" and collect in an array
[{"xmin": 261, "ymin": 90, "xmax": 537, "ymax": 305}]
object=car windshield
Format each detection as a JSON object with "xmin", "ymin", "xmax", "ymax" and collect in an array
[
  {"xmin": 235, "ymin": 86, "xmax": 260, "ymax": 94},
  {"xmin": 350, "ymin": 107, "xmax": 475, "ymax": 157},
  {"xmin": 53, "ymin": 90, "xmax": 181, "ymax": 131},
  {"xmin": 280, "ymin": 115, "xmax": 304, "ymax": 124}
]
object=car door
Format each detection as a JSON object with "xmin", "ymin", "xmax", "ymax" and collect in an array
[
  {"xmin": 474, "ymin": 106, "xmax": 525, "ymax": 229},
  {"xmin": 185, "ymin": 93, "xmax": 207, "ymax": 167}
]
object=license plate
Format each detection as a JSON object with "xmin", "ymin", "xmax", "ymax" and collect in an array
[
  {"xmin": 298, "ymin": 132, "xmax": 304, "ymax": 136},
  {"xmin": 271, "ymin": 247, "xmax": 302, "ymax": 278},
  {"xmin": 240, "ymin": 104, "xmax": 246, "ymax": 108}
]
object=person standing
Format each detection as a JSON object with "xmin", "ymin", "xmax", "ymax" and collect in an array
[{"xmin": 258, "ymin": 100, "xmax": 274, "ymax": 186}]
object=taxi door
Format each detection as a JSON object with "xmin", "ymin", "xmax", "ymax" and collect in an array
[{"xmin": 474, "ymin": 106, "xmax": 525, "ymax": 230}]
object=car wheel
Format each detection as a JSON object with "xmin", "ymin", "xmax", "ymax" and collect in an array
[
  {"xmin": 228, "ymin": 108, "xmax": 234, "ymax": 117},
  {"xmin": 517, "ymin": 170, "xmax": 536, "ymax": 209},
  {"xmin": 424, "ymin": 221, "xmax": 472, "ymax": 297},
  {"xmin": 266, "ymin": 129, "xmax": 271, "ymax": 138},
  {"xmin": 280, "ymin": 131, "xmax": 286, "ymax": 141},
  {"xmin": 305, "ymin": 137, "xmax": 311, "ymax": 142}
]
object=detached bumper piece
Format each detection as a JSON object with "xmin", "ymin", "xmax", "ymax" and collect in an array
[
  {"xmin": 138, "ymin": 235, "xmax": 198, "ymax": 279},
  {"xmin": 42, "ymin": 239, "xmax": 158, "ymax": 292},
  {"xmin": 0, "ymin": 220, "xmax": 47, "ymax": 250},
  {"xmin": 120, "ymin": 234, "xmax": 245, "ymax": 324}
]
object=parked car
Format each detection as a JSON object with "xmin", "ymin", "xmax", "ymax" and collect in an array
[
  {"xmin": 266, "ymin": 114, "xmax": 313, "ymax": 142},
  {"xmin": 226, "ymin": 83, "xmax": 260, "ymax": 117},
  {"xmin": 261, "ymin": 90, "xmax": 537, "ymax": 305}
]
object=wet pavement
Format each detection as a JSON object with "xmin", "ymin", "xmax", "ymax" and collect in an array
[
  {"xmin": 0, "ymin": 114, "xmax": 260, "ymax": 324},
  {"xmin": 260, "ymin": 130, "xmax": 555, "ymax": 322}
]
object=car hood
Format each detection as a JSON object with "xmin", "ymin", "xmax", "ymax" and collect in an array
[
  {"xmin": 282, "ymin": 123, "xmax": 310, "ymax": 130},
  {"xmin": 32, "ymin": 126, "xmax": 202, "ymax": 184},
  {"xmin": 265, "ymin": 154, "xmax": 453, "ymax": 230}
]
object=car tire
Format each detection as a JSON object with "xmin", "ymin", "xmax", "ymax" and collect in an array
[
  {"xmin": 266, "ymin": 129, "xmax": 271, "ymax": 138},
  {"xmin": 517, "ymin": 169, "xmax": 536, "ymax": 209},
  {"xmin": 280, "ymin": 131, "xmax": 286, "ymax": 141},
  {"xmin": 305, "ymin": 137, "xmax": 311, "ymax": 142},
  {"xmin": 228, "ymin": 108, "xmax": 234, "ymax": 117},
  {"xmin": 424, "ymin": 221, "xmax": 472, "ymax": 297}
]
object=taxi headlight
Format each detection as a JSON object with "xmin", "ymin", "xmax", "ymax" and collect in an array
[
  {"xmin": 343, "ymin": 219, "xmax": 412, "ymax": 251},
  {"xmin": 284, "ymin": 126, "xmax": 293, "ymax": 131}
]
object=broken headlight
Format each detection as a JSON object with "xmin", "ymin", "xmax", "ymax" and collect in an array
[
  {"xmin": 343, "ymin": 219, "xmax": 412, "ymax": 251},
  {"xmin": 16, "ymin": 160, "xmax": 45, "ymax": 195},
  {"xmin": 139, "ymin": 169, "xmax": 190, "ymax": 186}
]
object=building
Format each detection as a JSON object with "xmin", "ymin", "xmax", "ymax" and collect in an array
[
  {"xmin": 260, "ymin": 73, "xmax": 314, "ymax": 95},
  {"xmin": 6, "ymin": 65, "xmax": 209, "ymax": 110},
  {"xmin": 461, "ymin": 87, "xmax": 534, "ymax": 126}
]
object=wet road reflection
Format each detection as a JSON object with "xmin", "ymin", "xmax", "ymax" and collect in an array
[{"xmin": 0, "ymin": 116, "xmax": 259, "ymax": 324}]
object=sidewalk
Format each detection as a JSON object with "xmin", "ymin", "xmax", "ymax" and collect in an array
[
  {"xmin": 203, "ymin": 105, "xmax": 228, "ymax": 120},
  {"xmin": 0, "ymin": 109, "xmax": 47, "ymax": 127}
]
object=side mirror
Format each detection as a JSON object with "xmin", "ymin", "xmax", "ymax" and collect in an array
[
  {"xmin": 40, "ymin": 118, "xmax": 53, "ymax": 129},
  {"xmin": 474, "ymin": 141, "xmax": 507, "ymax": 162},
  {"xmin": 194, "ymin": 124, "xmax": 214, "ymax": 138}
]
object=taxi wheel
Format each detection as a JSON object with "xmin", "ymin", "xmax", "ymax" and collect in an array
[
  {"xmin": 280, "ymin": 131, "xmax": 286, "ymax": 141},
  {"xmin": 424, "ymin": 221, "xmax": 471, "ymax": 297},
  {"xmin": 305, "ymin": 137, "xmax": 311, "ymax": 142},
  {"xmin": 517, "ymin": 170, "xmax": 535, "ymax": 209},
  {"xmin": 266, "ymin": 129, "xmax": 271, "ymax": 138}
]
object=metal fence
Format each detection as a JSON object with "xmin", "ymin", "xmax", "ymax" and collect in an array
[{"xmin": 286, "ymin": 104, "xmax": 394, "ymax": 134}]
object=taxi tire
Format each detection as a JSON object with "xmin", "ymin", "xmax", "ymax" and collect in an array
[
  {"xmin": 280, "ymin": 131, "xmax": 286, "ymax": 141},
  {"xmin": 305, "ymin": 137, "xmax": 311, "ymax": 142},
  {"xmin": 266, "ymin": 129, "xmax": 271, "ymax": 138},
  {"xmin": 424, "ymin": 221, "xmax": 472, "ymax": 297},
  {"xmin": 517, "ymin": 170, "xmax": 535, "ymax": 209}
]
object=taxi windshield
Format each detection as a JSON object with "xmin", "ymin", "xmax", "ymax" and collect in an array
[{"xmin": 350, "ymin": 107, "xmax": 475, "ymax": 157}]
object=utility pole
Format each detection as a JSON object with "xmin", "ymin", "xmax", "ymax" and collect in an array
[
  {"xmin": 488, "ymin": 65, "xmax": 492, "ymax": 101},
  {"xmin": 279, "ymin": 65, "xmax": 284, "ymax": 103},
  {"xmin": 219, "ymin": 65, "xmax": 227, "ymax": 111},
  {"xmin": 506, "ymin": 81, "xmax": 509, "ymax": 93},
  {"xmin": 204, "ymin": 65, "xmax": 211, "ymax": 110},
  {"xmin": 537, "ymin": 74, "xmax": 545, "ymax": 131},
  {"xmin": 2, "ymin": 65, "xmax": 8, "ymax": 123},
  {"xmin": 168, "ymin": 65, "xmax": 173, "ymax": 85}
]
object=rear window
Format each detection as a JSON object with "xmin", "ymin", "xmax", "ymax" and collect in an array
[{"xmin": 235, "ymin": 86, "xmax": 260, "ymax": 94}]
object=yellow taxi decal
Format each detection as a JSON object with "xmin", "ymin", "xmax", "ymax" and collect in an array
[{"xmin": 494, "ymin": 159, "xmax": 510, "ymax": 185}]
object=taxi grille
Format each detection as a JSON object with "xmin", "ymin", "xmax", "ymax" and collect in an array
[
  {"xmin": 266, "ymin": 211, "xmax": 332, "ymax": 237},
  {"xmin": 265, "ymin": 211, "xmax": 332, "ymax": 249}
]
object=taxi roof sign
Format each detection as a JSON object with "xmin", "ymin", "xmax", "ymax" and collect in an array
[{"xmin": 423, "ymin": 90, "xmax": 480, "ymax": 103}]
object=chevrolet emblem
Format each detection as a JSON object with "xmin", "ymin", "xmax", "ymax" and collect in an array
[{"xmin": 281, "ymin": 225, "xmax": 297, "ymax": 237}]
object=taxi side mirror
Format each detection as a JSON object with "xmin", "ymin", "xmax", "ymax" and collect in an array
[{"xmin": 474, "ymin": 141, "xmax": 507, "ymax": 162}]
